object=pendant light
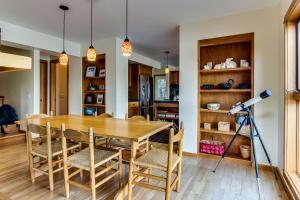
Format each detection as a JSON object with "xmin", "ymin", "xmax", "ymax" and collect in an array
[
  {"xmin": 86, "ymin": 0, "xmax": 97, "ymax": 61},
  {"xmin": 164, "ymin": 51, "xmax": 170, "ymax": 74},
  {"xmin": 59, "ymin": 5, "xmax": 69, "ymax": 66},
  {"xmin": 122, "ymin": 0, "xmax": 132, "ymax": 56}
]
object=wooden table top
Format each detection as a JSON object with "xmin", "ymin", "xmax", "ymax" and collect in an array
[{"xmin": 29, "ymin": 115, "xmax": 173, "ymax": 142}]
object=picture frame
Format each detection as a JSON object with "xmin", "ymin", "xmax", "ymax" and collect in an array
[
  {"xmin": 99, "ymin": 69, "xmax": 106, "ymax": 77},
  {"xmin": 84, "ymin": 94, "xmax": 94, "ymax": 104},
  {"xmin": 84, "ymin": 107, "xmax": 97, "ymax": 116},
  {"xmin": 96, "ymin": 94, "xmax": 104, "ymax": 104},
  {"xmin": 86, "ymin": 66, "xmax": 96, "ymax": 77}
]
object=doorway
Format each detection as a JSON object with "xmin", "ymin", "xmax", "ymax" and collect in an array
[
  {"xmin": 50, "ymin": 60, "xmax": 69, "ymax": 116},
  {"xmin": 40, "ymin": 60, "xmax": 48, "ymax": 114}
]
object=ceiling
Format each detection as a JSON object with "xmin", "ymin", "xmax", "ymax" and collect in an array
[{"xmin": 0, "ymin": 0, "xmax": 278, "ymax": 66}]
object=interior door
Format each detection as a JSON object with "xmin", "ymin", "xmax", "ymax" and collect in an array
[
  {"xmin": 40, "ymin": 60, "xmax": 48, "ymax": 114},
  {"xmin": 50, "ymin": 60, "xmax": 69, "ymax": 116}
]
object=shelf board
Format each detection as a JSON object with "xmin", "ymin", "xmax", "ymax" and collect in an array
[
  {"xmin": 198, "ymin": 152, "xmax": 251, "ymax": 164},
  {"xmin": 84, "ymin": 90, "xmax": 105, "ymax": 93},
  {"xmin": 85, "ymin": 76, "xmax": 105, "ymax": 79},
  {"xmin": 200, "ymin": 89, "xmax": 251, "ymax": 93},
  {"xmin": 200, "ymin": 67, "xmax": 251, "ymax": 73},
  {"xmin": 83, "ymin": 104, "xmax": 105, "ymax": 107},
  {"xmin": 200, "ymin": 128, "xmax": 236, "ymax": 136},
  {"xmin": 200, "ymin": 108, "xmax": 247, "ymax": 114}
]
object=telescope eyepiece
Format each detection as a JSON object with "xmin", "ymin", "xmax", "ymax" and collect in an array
[{"xmin": 260, "ymin": 90, "xmax": 272, "ymax": 99}]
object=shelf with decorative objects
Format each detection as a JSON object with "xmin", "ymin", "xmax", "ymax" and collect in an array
[
  {"xmin": 82, "ymin": 54, "xmax": 106, "ymax": 116},
  {"xmin": 198, "ymin": 33, "xmax": 254, "ymax": 163}
]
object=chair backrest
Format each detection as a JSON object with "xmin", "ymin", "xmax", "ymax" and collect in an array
[
  {"xmin": 98, "ymin": 113, "xmax": 114, "ymax": 118},
  {"xmin": 167, "ymin": 122, "xmax": 184, "ymax": 169},
  {"xmin": 27, "ymin": 122, "xmax": 52, "ymax": 156},
  {"xmin": 127, "ymin": 114, "xmax": 150, "ymax": 121},
  {"xmin": 61, "ymin": 123, "xmax": 89, "ymax": 143},
  {"xmin": 61, "ymin": 124, "xmax": 95, "ymax": 170}
]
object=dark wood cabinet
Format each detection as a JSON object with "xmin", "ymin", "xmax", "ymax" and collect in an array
[{"xmin": 169, "ymin": 71, "xmax": 179, "ymax": 85}]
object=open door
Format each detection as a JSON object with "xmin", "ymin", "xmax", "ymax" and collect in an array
[{"xmin": 50, "ymin": 60, "xmax": 69, "ymax": 116}]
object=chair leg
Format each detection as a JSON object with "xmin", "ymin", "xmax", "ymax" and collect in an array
[
  {"xmin": 128, "ymin": 160, "xmax": 134, "ymax": 200},
  {"xmin": 48, "ymin": 156, "xmax": 54, "ymax": 191},
  {"xmin": 165, "ymin": 168, "xmax": 172, "ymax": 200},
  {"xmin": 90, "ymin": 171, "xmax": 96, "ymax": 200},
  {"xmin": 176, "ymin": 160, "xmax": 182, "ymax": 192},
  {"xmin": 63, "ymin": 163, "xmax": 70, "ymax": 198},
  {"xmin": 80, "ymin": 169, "xmax": 83, "ymax": 178},
  {"xmin": 29, "ymin": 154, "xmax": 35, "ymax": 183},
  {"xmin": 118, "ymin": 151, "xmax": 123, "ymax": 189}
]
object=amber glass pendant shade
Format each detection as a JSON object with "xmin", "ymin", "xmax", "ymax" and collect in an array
[
  {"xmin": 59, "ymin": 51, "xmax": 68, "ymax": 66},
  {"xmin": 122, "ymin": 38, "xmax": 132, "ymax": 57},
  {"xmin": 165, "ymin": 67, "xmax": 170, "ymax": 74},
  {"xmin": 87, "ymin": 45, "xmax": 97, "ymax": 61}
]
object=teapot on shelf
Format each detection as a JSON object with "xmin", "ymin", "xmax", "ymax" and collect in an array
[{"xmin": 218, "ymin": 79, "xmax": 234, "ymax": 89}]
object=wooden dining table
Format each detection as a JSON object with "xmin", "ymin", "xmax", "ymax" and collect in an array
[{"xmin": 29, "ymin": 115, "xmax": 173, "ymax": 199}]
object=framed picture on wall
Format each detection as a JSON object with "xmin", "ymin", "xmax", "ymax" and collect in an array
[
  {"xmin": 154, "ymin": 75, "xmax": 168, "ymax": 100},
  {"xmin": 85, "ymin": 66, "xmax": 96, "ymax": 77},
  {"xmin": 96, "ymin": 94, "xmax": 104, "ymax": 104}
]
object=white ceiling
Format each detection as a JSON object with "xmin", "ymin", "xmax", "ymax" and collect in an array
[{"xmin": 0, "ymin": 0, "xmax": 278, "ymax": 66}]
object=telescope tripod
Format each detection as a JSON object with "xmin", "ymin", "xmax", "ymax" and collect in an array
[{"xmin": 213, "ymin": 107, "xmax": 277, "ymax": 199}]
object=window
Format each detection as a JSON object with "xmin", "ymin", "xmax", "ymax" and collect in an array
[
  {"xmin": 154, "ymin": 75, "xmax": 168, "ymax": 100},
  {"xmin": 284, "ymin": 0, "xmax": 300, "ymax": 198}
]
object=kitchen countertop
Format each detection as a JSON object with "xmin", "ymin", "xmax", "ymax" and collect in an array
[{"xmin": 154, "ymin": 99, "xmax": 179, "ymax": 103}]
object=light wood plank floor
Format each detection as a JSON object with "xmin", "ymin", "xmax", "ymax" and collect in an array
[{"xmin": 0, "ymin": 141, "xmax": 288, "ymax": 200}]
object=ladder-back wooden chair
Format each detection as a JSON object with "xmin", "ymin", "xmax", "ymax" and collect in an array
[
  {"xmin": 94, "ymin": 112, "xmax": 114, "ymax": 147},
  {"xmin": 61, "ymin": 124, "xmax": 123, "ymax": 200},
  {"xmin": 108, "ymin": 114, "xmax": 150, "ymax": 162},
  {"xmin": 27, "ymin": 121, "xmax": 80, "ymax": 191},
  {"xmin": 128, "ymin": 123, "xmax": 184, "ymax": 200}
]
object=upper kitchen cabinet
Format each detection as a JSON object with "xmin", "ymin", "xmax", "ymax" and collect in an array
[{"xmin": 169, "ymin": 71, "xmax": 179, "ymax": 85}]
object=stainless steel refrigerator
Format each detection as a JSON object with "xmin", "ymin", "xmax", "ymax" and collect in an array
[{"xmin": 138, "ymin": 75, "xmax": 153, "ymax": 119}]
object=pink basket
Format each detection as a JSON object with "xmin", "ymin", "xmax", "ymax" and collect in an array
[{"xmin": 200, "ymin": 140, "xmax": 225, "ymax": 156}]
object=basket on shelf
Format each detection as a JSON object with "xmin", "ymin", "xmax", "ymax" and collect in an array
[
  {"xmin": 235, "ymin": 123, "xmax": 250, "ymax": 135},
  {"xmin": 200, "ymin": 139, "xmax": 225, "ymax": 156}
]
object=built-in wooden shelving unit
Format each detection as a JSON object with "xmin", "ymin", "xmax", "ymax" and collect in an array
[
  {"xmin": 198, "ymin": 33, "xmax": 254, "ymax": 163},
  {"xmin": 82, "ymin": 54, "xmax": 106, "ymax": 116}
]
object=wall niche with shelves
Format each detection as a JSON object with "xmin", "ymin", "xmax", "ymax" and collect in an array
[{"xmin": 198, "ymin": 33, "xmax": 254, "ymax": 163}]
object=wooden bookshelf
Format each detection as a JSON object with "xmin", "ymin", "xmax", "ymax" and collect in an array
[
  {"xmin": 197, "ymin": 33, "xmax": 254, "ymax": 163},
  {"xmin": 82, "ymin": 54, "xmax": 106, "ymax": 116}
]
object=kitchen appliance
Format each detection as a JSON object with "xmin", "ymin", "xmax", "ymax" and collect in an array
[
  {"xmin": 169, "ymin": 84, "xmax": 179, "ymax": 100},
  {"xmin": 139, "ymin": 75, "xmax": 153, "ymax": 119}
]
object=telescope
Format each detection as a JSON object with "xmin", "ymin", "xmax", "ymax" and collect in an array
[{"xmin": 228, "ymin": 90, "xmax": 272, "ymax": 115}]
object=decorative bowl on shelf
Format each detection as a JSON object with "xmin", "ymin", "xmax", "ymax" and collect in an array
[{"xmin": 207, "ymin": 103, "xmax": 220, "ymax": 110}]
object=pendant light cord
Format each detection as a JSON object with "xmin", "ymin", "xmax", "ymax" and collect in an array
[
  {"xmin": 90, "ymin": 0, "xmax": 93, "ymax": 46},
  {"xmin": 125, "ymin": 0, "xmax": 128, "ymax": 38},
  {"xmin": 63, "ymin": 10, "xmax": 66, "ymax": 51}
]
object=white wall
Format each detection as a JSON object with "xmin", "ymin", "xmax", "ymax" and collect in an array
[
  {"xmin": 180, "ymin": 6, "xmax": 281, "ymax": 165},
  {"xmin": 0, "ymin": 48, "xmax": 40, "ymax": 119},
  {"xmin": 68, "ymin": 56, "xmax": 83, "ymax": 115},
  {"xmin": 0, "ymin": 20, "xmax": 80, "ymax": 57}
]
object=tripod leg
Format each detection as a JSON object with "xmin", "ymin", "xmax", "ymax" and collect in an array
[
  {"xmin": 213, "ymin": 116, "xmax": 247, "ymax": 173},
  {"xmin": 249, "ymin": 117, "xmax": 262, "ymax": 199},
  {"xmin": 251, "ymin": 117, "xmax": 278, "ymax": 180}
]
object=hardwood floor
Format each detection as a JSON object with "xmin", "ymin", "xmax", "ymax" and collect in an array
[{"xmin": 0, "ymin": 141, "xmax": 288, "ymax": 200}]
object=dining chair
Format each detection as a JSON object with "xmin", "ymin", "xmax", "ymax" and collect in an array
[
  {"xmin": 94, "ymin": 112, "xmax": 114, "ymax": 147},
  {"xmin": 108, "ymin": 114, "xmax": 150, "ymax": 162},
  {"xmin": 26, "ymin": 121, "xmax": 80, "ymax": 191},
  {"xmin": 61, "ymin": 124, "xmax": 123, "ymax": 200},
  {"xmin": 128, "ymin": 123, "xmax": 184, "ymax": 200}
]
